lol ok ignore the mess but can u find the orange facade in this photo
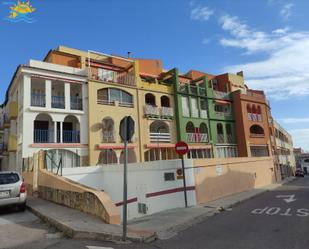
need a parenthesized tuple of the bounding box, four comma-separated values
(233, 89, 271, 157)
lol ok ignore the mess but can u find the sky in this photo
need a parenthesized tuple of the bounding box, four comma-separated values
(0, 0, 308, 150)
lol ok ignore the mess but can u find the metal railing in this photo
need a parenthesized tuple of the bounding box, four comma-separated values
(186, 133, 208, 143)
(102, 131, 115, 143)
(63, 130, 80, 143)
(52, 96, 65, 109)
(144, 104, 159, 116)
(90, 68, 136, 86)
(34, 130, 54, 143)
(70, 97, 83, 110)
(31, 93, 46, 107)
(160, 107, 174, 117)
(227, 135, 235, 143)
(149, 132, 171, 143)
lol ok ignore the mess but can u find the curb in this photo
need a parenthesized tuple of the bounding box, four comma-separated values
(27, 204, 157, 243)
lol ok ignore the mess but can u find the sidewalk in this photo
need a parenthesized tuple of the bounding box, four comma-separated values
(27, 177, 295, 242)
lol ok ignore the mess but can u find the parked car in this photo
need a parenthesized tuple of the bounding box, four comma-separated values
(295, 169, 305, 177)
(0, 172, 27, 211)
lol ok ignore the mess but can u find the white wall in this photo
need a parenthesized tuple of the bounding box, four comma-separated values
(62, 159, 197, 220)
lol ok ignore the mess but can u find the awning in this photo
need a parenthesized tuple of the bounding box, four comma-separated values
(188, 145, 212, 150)
(214, 99, 230, 104)
(96, 144, 137, 150)
(145, 143, 175, 149)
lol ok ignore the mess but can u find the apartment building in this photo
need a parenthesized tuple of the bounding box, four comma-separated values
(273, 120, 296, 178)
(0, 59, 88, 172)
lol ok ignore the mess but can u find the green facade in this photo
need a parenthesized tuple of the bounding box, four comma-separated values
(166, 68, 238, 158)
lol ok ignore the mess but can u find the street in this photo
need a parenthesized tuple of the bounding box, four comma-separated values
(1, 177, 309, 249)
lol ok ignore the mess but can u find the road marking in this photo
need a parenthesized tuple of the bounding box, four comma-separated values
(86, 247, 114, 249)
(251, 207, 309, 217)
(276, 194, 297, 203)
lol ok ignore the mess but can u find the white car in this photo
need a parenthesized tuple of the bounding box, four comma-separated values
(0, 172, 27, 211)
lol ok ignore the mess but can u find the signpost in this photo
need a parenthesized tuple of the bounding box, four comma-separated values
(119, 116, 135, 241)
(175, 141, 189, 208)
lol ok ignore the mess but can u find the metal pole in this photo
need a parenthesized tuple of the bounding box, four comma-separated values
(122, 118, 128, 241)
(181, 155, 188, 208)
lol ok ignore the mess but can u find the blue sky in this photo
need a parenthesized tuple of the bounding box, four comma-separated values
(0, 0, 308, 150)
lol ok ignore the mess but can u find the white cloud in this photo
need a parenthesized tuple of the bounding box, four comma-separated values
(280, 118, 309, 124)
(280, 3, 294, 19)
(191, 6, 214, 21)
(219, 15, 309, 100)
(289, 128, 309, 150)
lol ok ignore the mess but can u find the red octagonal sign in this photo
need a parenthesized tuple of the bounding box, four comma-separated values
(175, 141, 189, 155)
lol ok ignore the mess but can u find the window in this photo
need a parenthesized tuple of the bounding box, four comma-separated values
(186, 122, 195, 133)
(215, 104, 229, 113)
(161, 96, 170, 107)
(200, 99, 207, 110)
(98, 68, 114, 81)
(250, 146, 269, 157)
(182, 96, 190, 117)
(250, 125, 265, 135)
(145, 93, 156, 106)
(97, 88, 133, 106)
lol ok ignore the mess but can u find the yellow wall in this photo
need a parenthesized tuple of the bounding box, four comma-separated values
(193, 157, 276, 204)
(88, 80, 140, 165)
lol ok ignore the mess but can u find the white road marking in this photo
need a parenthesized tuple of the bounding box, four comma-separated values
(251, 207, 309, 217)
(276, 194, 297, 203)
(86, 246, 114, 249)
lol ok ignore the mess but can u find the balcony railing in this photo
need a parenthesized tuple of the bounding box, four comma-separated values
(34, 130, 54, 143)
(191, 109, 199, 118)
(213, 90, 230, 99)
(31, 93, 46, 107)
(183, 108, 190, 117)
(63, 130, 80, 143)
(200, 110, 207, 118)
(187, 133, 208, 143)
(91, 68, 136, 86)
(144, 105, 159, 117)
(102, 131, 115, 143)
(217, 134, 224, 143)
(160, 107, 174, 118)
(52, 96, 65, 109)
(215, 112, 232, 119)
(71, 97, 83, 110)
(149, 132, 171, 143)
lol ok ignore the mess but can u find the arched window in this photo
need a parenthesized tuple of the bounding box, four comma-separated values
(200, 123, 208, 134)
(252, 105, 257, 114)
(250, 125, 265, 135)
(120, 149, 137, 164)
(63, 115, 80, 143)
(97, 149, 118, 165)
(145, 93, 156, 106)
(97, 88, 133, 106)
(247, 104, 252, 113)
(186, 122, 195, 133)
(217, 123, 224, 143)
(34, 113, 54, 143)
(160, 96, 170, 107)
(257, 105, 262, 114)
(102, 117, 115, 143)
(150, 120, 169, 133)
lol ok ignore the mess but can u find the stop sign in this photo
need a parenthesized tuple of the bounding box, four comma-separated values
(175, 141, 189, 155)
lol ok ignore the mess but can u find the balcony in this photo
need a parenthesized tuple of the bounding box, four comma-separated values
(31, 93, 46, 107)
(90, 68, 136, 86)
(34, 130, 54, 143)
(8, 102, 18, 120)
(182, 108, 190, 117)
(248, 113, 263, 122)
(217, 134, 224, 143)
(191, 109, 199, 118)
(8, 134, 17, 152)
(200, 110, 207, 119)
(63, 130, 80, 143)
(160, 107, 174, 118)
(215, 112, 233, 119)
(70, 97, 83, 110)
(213, 90, 230, 100)
(149, 132, 171, 143)
(52, 96, 65, 109)
(227, 135, 235, 143)
(102, 131, 115, 143)
(144, 105, 159, 117)
(187, 133, 208, 143)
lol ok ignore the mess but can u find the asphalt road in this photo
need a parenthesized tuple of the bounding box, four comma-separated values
(1, 177, 309, 249)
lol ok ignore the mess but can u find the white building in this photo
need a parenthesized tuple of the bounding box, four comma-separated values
(0, 60, 88, 172)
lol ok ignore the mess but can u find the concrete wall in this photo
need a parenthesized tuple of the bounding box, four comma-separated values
(62, 159, 196, 220)
(193, 157, 276, 204)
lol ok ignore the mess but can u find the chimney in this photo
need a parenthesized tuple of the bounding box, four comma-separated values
(237, 71, 244, 77)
